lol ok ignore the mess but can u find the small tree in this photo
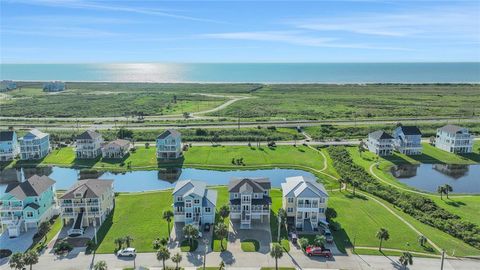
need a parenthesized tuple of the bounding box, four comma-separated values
(218, 205, 230, 221)
(163, 210, 174, 240)
(314, 235, 326, 248)
(9, 253, 25, 270)
(352, 181, 359, 196)
(278, 208, 287, 227)
(444, 184, 453, 199)
(156, 246, 171, 270)
(437, 186, 446, 200)
(183, 224, 199, 246)
(114, 237, 124, 250)
(124, 235, 134, 247)
(376, 228, 390, 251)
(417, 235, 427, 247)
(145, 142, 150, 149)
(94, 260, 108, 270)
(171, 252, 182, 270)
(399, 252, 413, 270)
(270, 243, 284, 270)
(214, 223, 229, 251)
(23, 250, 39, 270)
(298, 237, 309, 251)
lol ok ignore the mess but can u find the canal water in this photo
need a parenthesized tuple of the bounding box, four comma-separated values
(391, 164, 480, 194)
(0, 166, 315, 194)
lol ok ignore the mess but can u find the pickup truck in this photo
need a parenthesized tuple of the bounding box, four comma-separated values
(305, 246, 333, 258)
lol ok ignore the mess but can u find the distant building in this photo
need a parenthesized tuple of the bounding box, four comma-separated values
(435, 125, 474, 154)
(156, 129, 182, 160)
(0, 130, 19, 161)
(19, 129, 50, 160)
(0, 80, 17, 92)
(366, 130, 394, 156)
(102, 139, 131, 159)
(172, 180, 217, 227)
(281, 176, 328, 231)
(0, 175, 57, 237)
(75, 130, 104, 159)
(43, 81, 65, 92)
(59, 179, 114, 236)
(393, 125, 423, 155)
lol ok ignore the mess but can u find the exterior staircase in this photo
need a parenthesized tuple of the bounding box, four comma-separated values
(68, 211, 84, 236)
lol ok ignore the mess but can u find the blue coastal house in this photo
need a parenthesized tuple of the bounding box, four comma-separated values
(0, 175, 57, 237)
(0, 130, 19, 161)
(156, 129, 182, 160)
(172, 180, 217, 227)
(392, 125, 423, 155)
(19, 129, 50, 160)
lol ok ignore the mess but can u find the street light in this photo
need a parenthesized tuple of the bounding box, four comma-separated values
(203, 238, 209, 270)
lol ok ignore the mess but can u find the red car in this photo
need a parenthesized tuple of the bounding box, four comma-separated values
(305, 246, 332, 258)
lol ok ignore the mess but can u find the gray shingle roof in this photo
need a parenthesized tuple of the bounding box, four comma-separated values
(25, 202, 40, 210)
(204, 189, 217, 207)
(228, 177, 271, 193)
(173, 180, 217, 206)
(60, 179, 113, 199)
(5, 175, 55, 200)
(0, 131, 15, 141)
(438, 124, 466, 134)
(76, 130, 102, 140)
(369, 130, 393, 140)
(22, 129, 48, 140)
(104, 139, 130, 148)
(397, 126, 422, 136)
(157, 129, 181, 140)
(281, 176, 328, 198)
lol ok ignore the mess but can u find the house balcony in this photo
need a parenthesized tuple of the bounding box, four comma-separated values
(62, 212, 77, 218)
(297, 203, 319, 209)
(0, 205, 23, 211)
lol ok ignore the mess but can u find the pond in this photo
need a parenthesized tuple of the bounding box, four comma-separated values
(0, 166, 316, 194)
(391, 164, 480, 194)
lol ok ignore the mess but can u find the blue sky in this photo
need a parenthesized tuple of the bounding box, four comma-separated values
(1, 0, 479, 63)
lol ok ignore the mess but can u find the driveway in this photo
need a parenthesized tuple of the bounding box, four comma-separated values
(0, 229, 37, 253)
(170, 222, 213, 256)
(228, 219, 272, 255)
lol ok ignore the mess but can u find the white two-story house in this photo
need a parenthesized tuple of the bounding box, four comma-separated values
(156, 130, 182, 160)
(19, 129, 50, 160)
(366, 130, 394, 156)
(281, 176, 328, 231)
(229, 178, 271, 229)
(172, 180, 217, 228)
(75, 130, 104, 159)
(0, 130, 19, 161)
(102, 139, 131, 159)
(435, 125, 474, 154)
(59, 179, 114, 236)
(392, 125, 423, 155)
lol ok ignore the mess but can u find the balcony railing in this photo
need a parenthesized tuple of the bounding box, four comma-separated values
(0, 205, 23, 211)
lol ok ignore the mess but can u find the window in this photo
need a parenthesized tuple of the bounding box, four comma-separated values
(205, 207, 211, 213)
(253, 194, 258, 199)
(186, 213, 192, 218)
(319, 208, 325, 213)
(320, 197, 325, 203)
(194, 199, 200, 204)
(233, 193, 238, 198)
(177, 196, 183, 202)
(26, 212, 34, 218)
(287, 207, 293, 213)
(186, 202, 192, 208)
(287, 197, 294, 203)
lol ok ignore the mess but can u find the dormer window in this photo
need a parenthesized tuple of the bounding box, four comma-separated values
(74, 192, 82, 198)
(177, 196, 183, 202)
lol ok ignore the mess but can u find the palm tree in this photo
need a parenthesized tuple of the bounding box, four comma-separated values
(376, 228, 390, 251)
(156, 246, 171, 270)
(214, 223, 229, 251)
(9, 253, 25, 270)
(163, 210, 174, 240)
(171, 253, 182, 270)
(218, 205, 230, 221)
(183, 224, 199, 246)
(270, 243, 284, 270)
(399, 252, 413, 269)
(23, 250, 39, 270)
(352, 181, 359, 196)
(124, 235, 134, 247)
(417, 235, 427, 247)
(114, 237, 124, 250)
(278, 208, 287, 226)
(358, 140, 366, 157)
(298, 237, 309, 251)
(444, 184, 453, 199)
(219, 261, 225, 270)
(314, 235, 326, 248)
(94, 260, 108, 270)
(437, 186, 446, 200)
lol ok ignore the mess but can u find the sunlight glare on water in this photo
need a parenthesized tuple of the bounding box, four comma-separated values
(101, 63, 186, 82)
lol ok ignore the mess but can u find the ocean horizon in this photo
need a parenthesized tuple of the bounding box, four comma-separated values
(1, 62, 479, 83)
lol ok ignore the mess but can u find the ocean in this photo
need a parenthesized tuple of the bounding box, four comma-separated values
(1, 62, 479, 83)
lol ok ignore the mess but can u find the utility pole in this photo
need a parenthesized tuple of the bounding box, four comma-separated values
(440, 249, 445, 270)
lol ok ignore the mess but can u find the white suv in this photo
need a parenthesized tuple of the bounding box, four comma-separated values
(117, 247, 136, 257)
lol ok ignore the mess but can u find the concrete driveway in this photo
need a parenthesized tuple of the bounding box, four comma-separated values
(0, 229, 37, 253)
(228, 219, 272, 255)
(170, 222, 213, 255)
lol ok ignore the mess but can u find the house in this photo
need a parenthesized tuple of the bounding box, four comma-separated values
(102, 139, 131, 159)
(366, 130, 394, 156)
(0, 80, 17, 92)
(0, 175, 56, 237)
(172, 180, 217, 227)
(435, 125, 474, 154)
(156, 129, 182, 160)
(392, 125, 423, 155)
(19, 129, 50, 160)
(75, 130, 104, 159)
(229, 178, 271, 229)
(0, 130, 19, 161)
(59, 179, 114, 236)
(43, 81, 65, 92)
(281, 176, 328, 231)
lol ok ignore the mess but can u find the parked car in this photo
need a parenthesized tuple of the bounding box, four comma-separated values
(305, 246, 332, 258)
(324, 229, 334, 243)
(290, 233, 298, 245)
(117, 247, 136, 257)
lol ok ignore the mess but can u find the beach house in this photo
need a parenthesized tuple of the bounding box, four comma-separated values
(281, 176, 328, 231)
(0, 175, 56, 237)
(172, 180, 217, 227)
(0, 80, 17, 92)
(0, 130, 19, 161)
(101, 139, 131, 159)
(366, 130, 394, 156)
(43, 81, 65, 92)
(229, 178, 271, 229)
(59, 179, 114, 236)
(75, 130, 104, 159)
(435, 125, 474, 154)
(19, 129, 50, 160)
(156, 129, 182, 160)
(392, 125, 423, 155)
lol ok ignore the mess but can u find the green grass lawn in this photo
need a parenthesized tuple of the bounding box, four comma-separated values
(241, 239, 260, 252)
(95, 191, 172, 253)
(29, 215, 63, 252)
(211, 186, 229, 252)
(269, 189, 290, 252)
